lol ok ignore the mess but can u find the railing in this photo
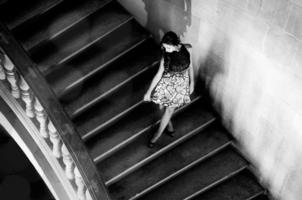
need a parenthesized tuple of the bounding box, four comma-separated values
(0, 22, 110, 200)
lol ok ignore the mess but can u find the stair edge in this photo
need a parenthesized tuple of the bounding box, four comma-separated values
(128, 142, 233, 200)
(26, 0, 113, 51)
(92, 96, 202, 163)
(8, 0, 63, 30)
(55, 30, 150, 98)
(105, 117, 216, 186)
(70, 60, 159, 119)
(183, 165, 248, 200)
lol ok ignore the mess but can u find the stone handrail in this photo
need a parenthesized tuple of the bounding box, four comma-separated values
(0, 22, 110, 200)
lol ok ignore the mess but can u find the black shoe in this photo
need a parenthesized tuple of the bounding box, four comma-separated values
(148, 141, 156, 148)
(165, 129, 175, 137)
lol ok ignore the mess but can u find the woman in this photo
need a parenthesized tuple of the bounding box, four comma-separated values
(144, 31, 194, 148)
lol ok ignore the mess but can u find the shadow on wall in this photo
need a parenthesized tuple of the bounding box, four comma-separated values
(198, 35, 230, 112)
(142, 0, 191, 42)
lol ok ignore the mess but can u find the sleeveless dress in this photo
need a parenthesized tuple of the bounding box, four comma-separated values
(151, 44, 191, 108)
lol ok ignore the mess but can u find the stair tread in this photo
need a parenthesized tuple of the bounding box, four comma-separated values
(30, 1, 134, 72)
(61, 39, 161, 118)
(45, 20, 149, 96)
(0, 0, 62, 29)
(94, 97, 214, 181)
(108, 124, 232, 200)
(12, 0, 111, 50)
(248, 193, 269, 200)
(73, 66, 158, 137)
(121, 147, 248, 200)
(83, 101, 161, 154)
(189, 169, 263, 200)
(85, 100, 160, 141)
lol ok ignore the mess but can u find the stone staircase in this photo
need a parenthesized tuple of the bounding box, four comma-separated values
(1, 0, 270, 199)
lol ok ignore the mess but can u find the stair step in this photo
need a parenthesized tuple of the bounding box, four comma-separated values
(105, 117, 216, 188)
(122, 146, 248, 200)
(82, 99, 159, 140)
(94, 97, 215, 183)
(61, 39, 161, 118)
(67, 64, 156, 119)
(0, 0, 62, 29)
(92, 95, 201, 163)
(86, 96, 201, 161)
(12, 0, 111, 50)
(45, 20, 149, 97)
(187, 168, 263, 200)
(30, 1, 134, 73)
(73, 65, 158, 138)
(246, 192, 269, 200)
(183, 166, 247, 200)
(108, 124, 232, 200)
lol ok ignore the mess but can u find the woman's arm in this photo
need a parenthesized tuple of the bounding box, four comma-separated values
(188, 49, 194, 94)
(144, 58, 165, 101)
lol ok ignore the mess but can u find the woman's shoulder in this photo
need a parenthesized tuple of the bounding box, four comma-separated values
(182, 43, 192, 49)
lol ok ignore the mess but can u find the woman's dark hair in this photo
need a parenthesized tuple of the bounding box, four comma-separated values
(161, 31, 181, 69)
(160, 31, 180, 47)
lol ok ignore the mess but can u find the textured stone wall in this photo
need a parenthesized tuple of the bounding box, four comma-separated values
(118, 1, 302, 199)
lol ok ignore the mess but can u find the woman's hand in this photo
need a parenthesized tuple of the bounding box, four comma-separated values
(144, 91, 151, 102)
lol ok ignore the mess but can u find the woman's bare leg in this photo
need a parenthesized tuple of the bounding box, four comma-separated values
(167, 120, 174, 132)
(151, 107, 175, 143)
(159, 105, 174, 132)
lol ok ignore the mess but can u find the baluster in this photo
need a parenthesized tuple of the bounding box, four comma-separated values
(48, 121, 61, 158)
(85, 189, 92, 200)
(34, 98, 48, 138)
(62, 144, 74, 180)
(3, 55, 20, 98)
(19, 76, 34, 118)
(0, 63, 5, 80)
(0, 50, 5, 80)
(75, 167, 86, 200)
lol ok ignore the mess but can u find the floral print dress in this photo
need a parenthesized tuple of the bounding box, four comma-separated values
(151, 44, 191, 108)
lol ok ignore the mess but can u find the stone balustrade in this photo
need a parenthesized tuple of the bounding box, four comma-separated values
(0, 48, 93, 200)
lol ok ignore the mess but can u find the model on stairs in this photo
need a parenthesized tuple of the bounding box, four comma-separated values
(143, 31, 194, 148)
